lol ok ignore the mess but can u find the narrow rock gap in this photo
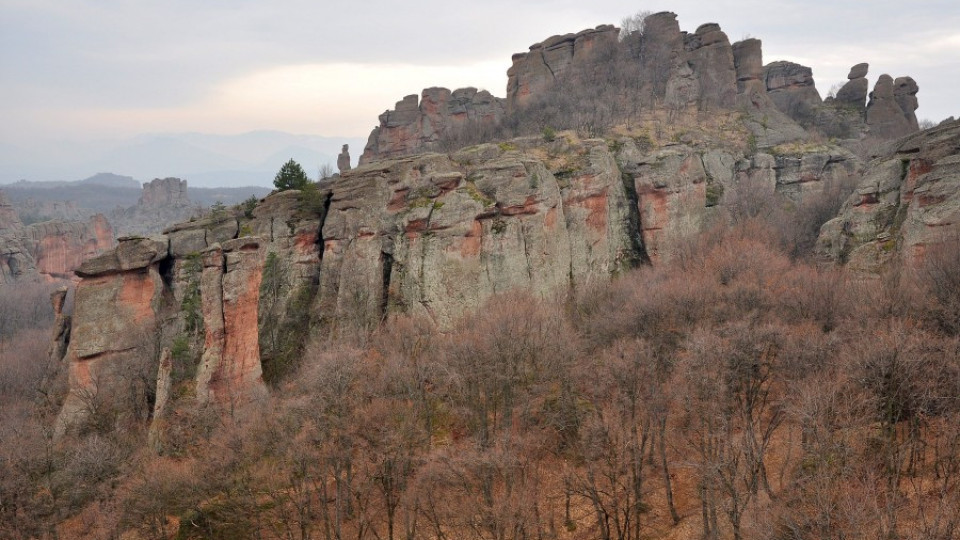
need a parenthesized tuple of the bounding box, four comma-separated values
(620, 170, 651, 266)
(379, 250, 394, 321)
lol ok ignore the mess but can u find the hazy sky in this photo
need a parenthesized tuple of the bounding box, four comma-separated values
(2, 0, 958, 147)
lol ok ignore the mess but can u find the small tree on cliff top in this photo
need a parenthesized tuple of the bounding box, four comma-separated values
(274, 158, 310, 191)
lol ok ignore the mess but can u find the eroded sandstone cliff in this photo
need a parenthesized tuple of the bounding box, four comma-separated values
(818, 119, 960, 271)
(360, 13, 921, 165)
(0, 191, 114, 284)
(56, 127, 865, 436)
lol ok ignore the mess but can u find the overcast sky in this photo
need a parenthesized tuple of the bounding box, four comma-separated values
(2, 0, 958, 150)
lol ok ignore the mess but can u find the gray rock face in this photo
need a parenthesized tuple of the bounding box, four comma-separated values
(337, 144, 352, 173)
(76, 236, 169, 277)
(835, 63, 870, 109)
(764, 61, 822, 122)
(506, 25, 620, 111)
(681, 23, 738, 109)
(866, 74, 919, 139)
(818, 119, 960, 271)
(361, 87, 505, 164)
(111, 177, 198, 237)
(893, 76, 920, 131)
(848, 62, 869, 80)
(733, 39, 808, 147)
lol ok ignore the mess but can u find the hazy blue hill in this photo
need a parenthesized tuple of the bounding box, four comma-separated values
(78, 173, 140, 189)
(1, 131, 367, 188)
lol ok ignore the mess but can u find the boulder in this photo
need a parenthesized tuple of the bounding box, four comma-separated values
(834, 63, 869, 109)
(848, 62, 869, 80)
(77, 235, 168, 277)
(764, 61, 822, 122)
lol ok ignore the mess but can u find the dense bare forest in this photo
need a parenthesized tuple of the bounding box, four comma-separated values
(3, 185, 959, 539)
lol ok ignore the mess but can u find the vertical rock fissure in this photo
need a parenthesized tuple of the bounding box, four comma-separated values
(379, 250, 394, 321)
(620, 170, 652, 266)
(519, 219, 534, 282)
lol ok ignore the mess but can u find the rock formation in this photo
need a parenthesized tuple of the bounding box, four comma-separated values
(732, 38, 809, 147)
(834, 63, 870, 109)
(360, 88, 505, 165)
(0, 190, 114, 284)
(359, 15, 921, 165)
(58, 190, 322, 435)
(505, 25, 619, 111)
(763, 61, 822, 123)
(818, 118, 960, 271)
(337, 144, 352, 173)
(56, 126, 869, 435)
(865, 74, 920, 139)
(55, 12, 933, 438)
(110, 177, 199, 236)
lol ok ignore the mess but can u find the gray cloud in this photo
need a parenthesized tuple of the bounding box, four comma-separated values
(1, 0, 958, 176)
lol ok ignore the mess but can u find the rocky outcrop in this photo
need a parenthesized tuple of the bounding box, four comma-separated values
(680, 23, 738, 109)
(818, 119, 960, 271)
(56, 126, 874, 437)
(865, 74, 920, 140)
(337, 144, 352, 173)
(733, 39, 808, 147)
(360, 15, 921, 164)
(505, 25, 619, 111)
(1, 190, 114, 284)
(56, 189, 327, 437)
(110, 177, 198, 236)
(360, 88, 505, 164)
(139, 178, 188, 207)
(764, 61, 822, 123)
(326, 137, 643, 327)
(834, 63, 870, 109)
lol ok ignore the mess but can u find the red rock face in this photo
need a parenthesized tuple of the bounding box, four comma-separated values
(55, 266, 162, 435)
(196, 239, 268, 408)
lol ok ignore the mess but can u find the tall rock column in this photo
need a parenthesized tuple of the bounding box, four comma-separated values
(733, 38, 807, 146)
(195, 238, 268, 408)
(867, 74, 919, 139)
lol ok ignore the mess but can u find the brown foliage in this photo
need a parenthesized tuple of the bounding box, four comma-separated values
(6, 221, 960, 539)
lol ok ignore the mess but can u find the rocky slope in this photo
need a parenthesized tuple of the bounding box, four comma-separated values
(818, 118, 960, 271)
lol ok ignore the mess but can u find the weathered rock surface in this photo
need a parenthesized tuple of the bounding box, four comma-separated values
(360, 16, 921, 164)
(732, 39, 808, 147)
(866, 74, 920, 139)
(56, 189, 326, 436)
(506, 25, 619, 111)
(1, 191, 114, 284)
(835, 63, 870, 109)
(764, 61, 822, 123)
(818, 119, 960, 271)
(682, 23, 738, 109)
(110, 177, 199, 236)
(326, 138, 644, 327)
(337, 144, 352, 173)
(360, 88, 505, 164)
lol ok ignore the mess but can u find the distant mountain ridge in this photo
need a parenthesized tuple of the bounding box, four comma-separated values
(1, 130, 367, 187)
